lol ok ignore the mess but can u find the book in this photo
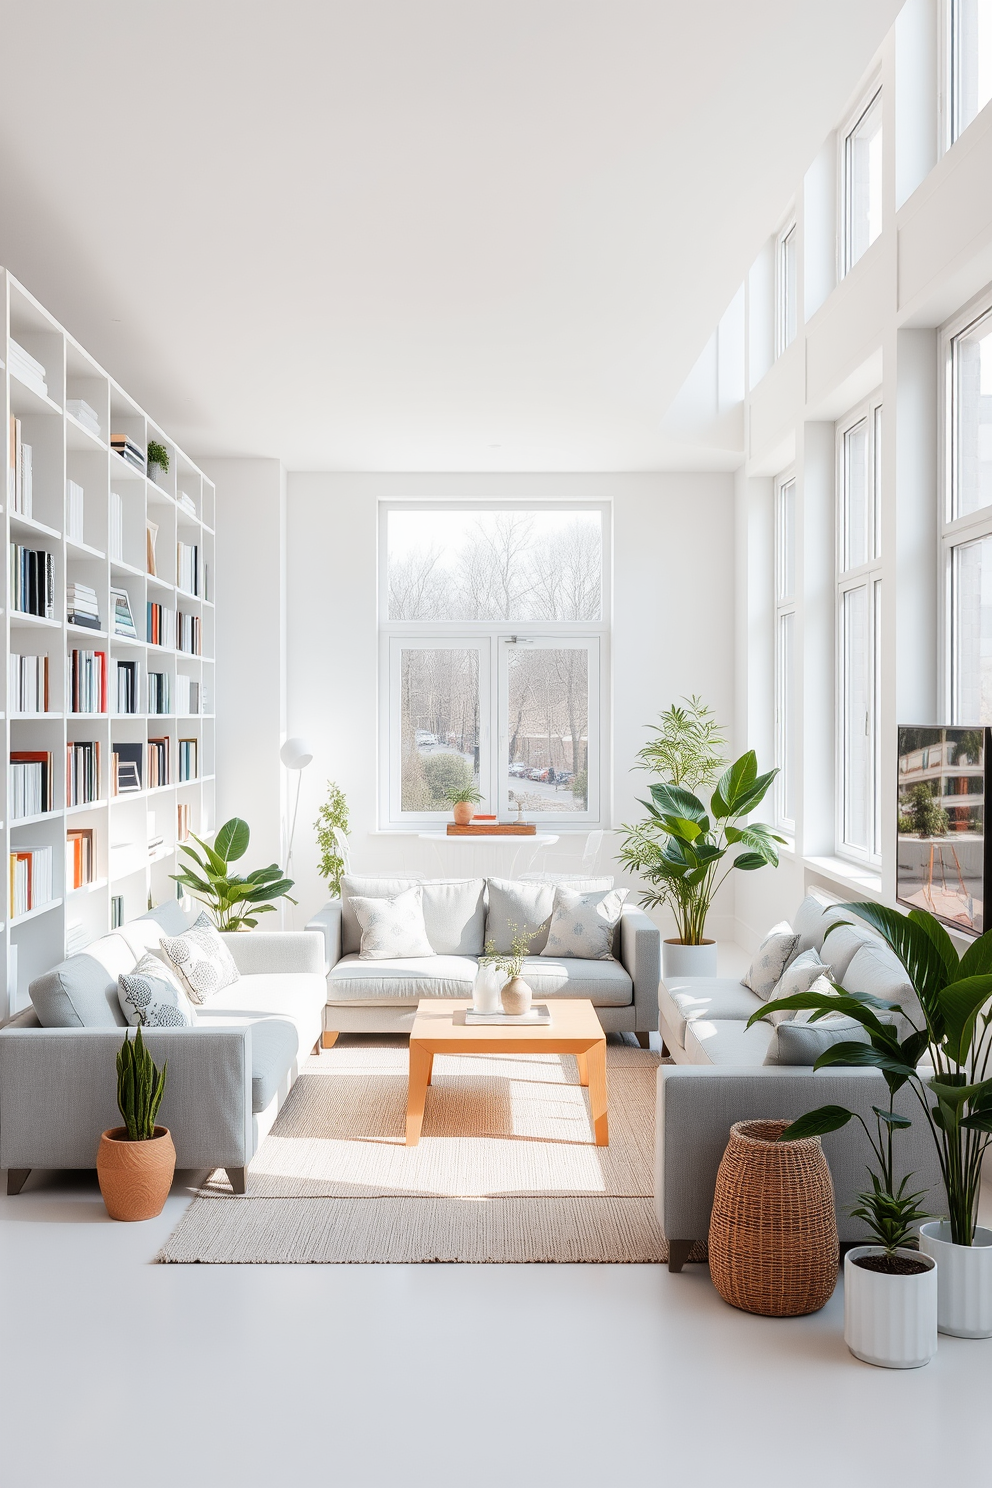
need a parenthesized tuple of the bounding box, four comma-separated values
(66, 741, 101, 807)
(111, 894, 124, 929)
(147, 736, 170, 788)
(9, 845, 53, 916)
(177, 802, 191, 842)
(65, 828, 95, 889)
(9, 545, 55, 618)
(9, 653, 50, 713)
(66, 480, 85, 541)
(10, 751, 55, 817)
(111, 587, 137, 637)
(178, 737, 198, 782)
(114, 659, 138, 714)
(66, 399, 101, 436)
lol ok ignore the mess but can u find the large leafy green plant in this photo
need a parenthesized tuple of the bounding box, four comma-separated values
(171, 817, 296, 930)
(617, 750, 783, 945)
(754, 902, 992, 1246)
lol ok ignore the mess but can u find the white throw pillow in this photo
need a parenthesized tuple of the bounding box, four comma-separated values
(484, 876, 614, 954)
(160, 910, 240, 1005)
(540, 885, 628, 961)
(741, 921, 800, 999)
(118, 953, 196, 1027)
(765, 949, 831, 1025)
(352, 885, 434, 960)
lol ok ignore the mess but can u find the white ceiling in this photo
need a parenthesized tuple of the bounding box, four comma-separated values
(0, 1, 901, 472)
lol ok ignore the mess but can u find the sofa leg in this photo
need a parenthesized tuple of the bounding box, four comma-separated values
(321, 1031, 339, 1050)
(7, 1168, 31, 1196)
(226, 1167, 247, 1195)
(668, 1240, 694, 1273)
(660, 1040, 670, 1058)
(635, 1031, 651, 1049)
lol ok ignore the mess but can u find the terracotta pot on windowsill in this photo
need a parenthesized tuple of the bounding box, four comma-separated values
(452, 802, 474, 826)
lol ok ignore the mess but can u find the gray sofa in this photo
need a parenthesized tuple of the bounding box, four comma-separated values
(306, 875, 661, 1042)
(0, 901, 326, 1195)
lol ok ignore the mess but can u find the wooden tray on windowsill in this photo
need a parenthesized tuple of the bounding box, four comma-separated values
(446, 823, 537, 835)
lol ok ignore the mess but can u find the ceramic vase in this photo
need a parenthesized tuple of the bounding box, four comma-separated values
(472, 962, 503, 1014)
(662, 939, 718, 980)
(501, 976, 532, 1016)
(452, 802, 474, 826)
(844, 1246, 938, 1368)
(919, 1222, 992, 1337)
(97, 1126, 176, 1221)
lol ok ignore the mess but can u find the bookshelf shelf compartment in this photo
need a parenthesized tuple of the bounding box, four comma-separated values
(10, 898, 63, 928)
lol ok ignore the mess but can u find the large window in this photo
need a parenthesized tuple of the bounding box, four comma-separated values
(776, 220, 798, 357)
(945, 304, 992, 723)
(950, 0, 992, 143)
(837, 396, 883, 861)
(380, 504, 608, 827)
(774, 474, 797, 831)
(842, 88, 883, 276)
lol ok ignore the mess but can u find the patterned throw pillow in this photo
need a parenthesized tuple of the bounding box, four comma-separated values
(764, 949, 832, 1025)
(540, 885, 627, 960)
(351, 886, 434, 960)
(741, 920, 800, 999)
(160, 910, 240, 1005)
(118, 953, 196, 1027)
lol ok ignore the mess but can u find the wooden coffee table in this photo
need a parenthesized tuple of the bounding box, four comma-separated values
(405, 998, 608, 1147)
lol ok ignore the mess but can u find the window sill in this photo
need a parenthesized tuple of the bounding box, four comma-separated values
(805, 853, 882, 897)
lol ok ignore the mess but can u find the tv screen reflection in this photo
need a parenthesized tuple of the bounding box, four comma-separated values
(896, 726, 986, 937)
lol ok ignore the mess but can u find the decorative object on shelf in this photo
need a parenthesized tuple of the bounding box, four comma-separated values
(758, 900, 992, 1338)
(147, 439, 170, 481)
(146, 517, 158, 576)
(617, 697, 781, 980)
(479, 925, 537, 1016)
(96, 1026, 175, 1222)
(110, 586, 136, 638)
(279, 737, 313, 879)
(111, 433, 146, 472)
(314, 780, 350, 897)
(446, 821, 537, 836)
(111, 894, 124, 929)
(171, 816, 296, 930)
(445, 782, 483, 827)
(471, 960, 503, 1014)
(708, 1118, 838, 1317)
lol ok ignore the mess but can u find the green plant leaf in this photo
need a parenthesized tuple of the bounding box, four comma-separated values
(936, 975, 992, 1065)
(835, 902, 948, 1034)
(711, 752, 758, 817)
(812, 1043, 917, 1079)
(733, 851, 770, 871)
(957, 930, 992, 980)
(907, 909, 960, 983)
(214, 818, 250, 864)
(928, 1076, 991, 1109)
(246, 864, 284, 884)
(185, 834, 228, 877)
(960, 1112, 992, 1132)
(776, 1105, 854, 1140)
(722, 770, 778, 819)
(872, 1107, 912, 1129)
(648, 782, 709, 828)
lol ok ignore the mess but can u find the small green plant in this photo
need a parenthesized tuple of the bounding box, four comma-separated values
(117, 1026, 167, 1141)
(147, 440, 170, 473)
(634, 696, 727, 791)
(445, 783, 483, 805)
(479, 924, 536, 982)
(171, 816, 296, 930)
(314, 781, 350, 898)
(904, 781, 949, 837)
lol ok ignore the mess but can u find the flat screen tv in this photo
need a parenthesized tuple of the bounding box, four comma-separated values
(897, 725, 990, 938)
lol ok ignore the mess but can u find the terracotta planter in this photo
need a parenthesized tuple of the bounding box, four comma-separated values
(452, 802, 474, 826)
(501, 976, 533, 1016)
(97, 1126, 176, 1221)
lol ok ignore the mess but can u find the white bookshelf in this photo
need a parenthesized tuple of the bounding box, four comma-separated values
(3, 269, 216, 1017)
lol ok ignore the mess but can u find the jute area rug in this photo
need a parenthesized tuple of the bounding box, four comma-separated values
(157, 1037, 682, 1264)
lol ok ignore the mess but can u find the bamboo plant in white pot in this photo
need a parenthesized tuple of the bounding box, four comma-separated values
(617, 699, 784, 979)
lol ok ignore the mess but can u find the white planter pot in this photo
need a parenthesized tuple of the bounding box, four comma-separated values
(919, 1222, 992, 1338)
(471, 962, 503, 1014)
(662, 939, 717, 980)
(148, 461, 164, 484)
(843, 1246, 937, 1368)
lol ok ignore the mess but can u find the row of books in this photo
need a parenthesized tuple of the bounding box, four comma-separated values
(146, 602, 176, 649)
(178, 611, 201, 656)
(9, 653, 49, 713)
(112, 433, 145, 472)
(147, 737, 170, 789)
(178, 738, 198, 782)
(177, 542, 200, 595)
(10, 751, 55, 818)
(67, 581, 101, 631)
(8, 417, 33, 517)
(115, 659, 138, 714)
(66, 480, 85, 544)
(175, 675, 200, 715)
(66, 828, 95, 890)
(11, 544, 55, 619)
(10, 845, 53, 918)
(148, 671, 170, 714)
(68, 648, 108, 714)
(67, 741, 101, 807)
(10, 339, 48, 398)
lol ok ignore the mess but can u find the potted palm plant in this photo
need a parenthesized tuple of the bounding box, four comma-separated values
(618, 703, 783, 978)
(96, 1027, 175, 1221)
(171, 817, 296, 929)
(756, 901, 992, 1339)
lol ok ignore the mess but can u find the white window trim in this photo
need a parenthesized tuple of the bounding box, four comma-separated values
(943, 0, 991, 150)
(775, 215, 797, 359)
(774, 470, 797, 834)
(839, 79, 883, 281)
(377, 499, 611, 831)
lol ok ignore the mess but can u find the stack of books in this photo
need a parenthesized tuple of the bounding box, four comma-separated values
(114, 659, 138, 714)
(110, 587, 136, 638)
(111, 433, 145, 471)
(67, 741, 101, 806)
(10, 544, 55, 618)
(177, 802, 191, 842)
(65, 829, 96, 890)
(112, 742, 143, 793)
(9, 845, 54, 917)
(147, 602, 176, 648)
(147, 736, 170, 788)
(148, 834, 165, 860)
(178, 737, 198, 782)
(68, 648, 108, 713)
(10, 751, 55, 817)
(66, 480, 85, 543)
(177, 610, 201, 655)
(178, 491, 197, 517)
(174, 674, 200, 715)
(109, 492, 124, 560)
(111, 894, 124, 929)
(8, 339, 48, 398)
(66, 399, 101, 438)
(177, 541, 199, 595)
(147, 672, 170, 714)
(9, 653, 50, 713)
(8, 418, 33, 516)
(67, 581, 100, 630)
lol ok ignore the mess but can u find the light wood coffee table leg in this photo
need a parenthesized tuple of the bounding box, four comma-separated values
(576, 1051, 589, 1086)
(406, 1041, 433, 1146)
(585, 1039, 608, 1146)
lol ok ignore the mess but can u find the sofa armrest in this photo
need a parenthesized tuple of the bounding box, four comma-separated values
(219, 930, 324, 976)
(305, 901, 343, 973)
(618, 905, 660, 1035)
(0, 1025, 254, 1171)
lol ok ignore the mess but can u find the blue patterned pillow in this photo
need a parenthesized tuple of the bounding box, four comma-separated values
(539, 886, 627, 961)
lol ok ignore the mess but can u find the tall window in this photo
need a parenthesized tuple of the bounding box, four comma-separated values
(951, 0, 992, 142)
(776, 221, 798, 356)
(945, 304, 992, 722)
(775, 475, 797, 831)
(837, 396, 883, 861)
(379, 503, 609, 827)
(842, 88, 883, 276)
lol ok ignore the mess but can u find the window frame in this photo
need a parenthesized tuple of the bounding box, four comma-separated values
(945, 0, 992, 148)
(839, 82, 883, 280)
(774, 471, 798, 834)
(377, 499, 611, 831)
(775, 217, 798, 358)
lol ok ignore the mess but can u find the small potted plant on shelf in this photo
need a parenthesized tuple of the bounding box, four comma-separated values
(314, 780, 351, 897)
(479, 925, 537, 1015)
(446, 783, 483, 827)
(96, 1026, 175, 1221)
(171, 816, 296, 929)
(147, 440, 170, 483)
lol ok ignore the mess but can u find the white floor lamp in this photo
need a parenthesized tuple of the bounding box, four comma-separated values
(280, 736, 313, 881)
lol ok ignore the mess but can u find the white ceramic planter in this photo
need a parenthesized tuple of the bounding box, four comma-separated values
(843, 1246, 937, 1368)
(662, 939, 718, 980)
(919, 1222, 992, 1338)
(471, 962, 503, 1014)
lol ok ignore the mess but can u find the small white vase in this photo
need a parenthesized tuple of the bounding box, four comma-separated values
(501, 976, 532, 1016)
(662, 939, 718, 980)
(471, 962, 502, 1014)
(843, 1246, 937, 1368)
(919, 1222, 992, 1338)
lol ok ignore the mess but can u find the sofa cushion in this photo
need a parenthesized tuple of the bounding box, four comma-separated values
(352, 886, 434, 959)
(29, 933, 135, 1027)
(842, 941, 922, 1039)
(661, 978, 765, 1049)
(765, 949, 831, 1025)
(117, 902, 198, 961)
(327, 954, 478, 1002)
(117, 953, 196, 1027)
(246, 1017, 301, 1112)
(541, 885, 626, 960)
(485, 876, 614, 954)
(682, 1019, 775, 1066)
(764, 1014, 871, 1066)
(340, 876, 487, 956)
(820, 922, 875, 980)
(793, 891, 841, 952)
(160, 911, 241, 1003)
(196, 972, 326, 1052)
(519, 956, 633, 1006)
(742, 921, 800, 998)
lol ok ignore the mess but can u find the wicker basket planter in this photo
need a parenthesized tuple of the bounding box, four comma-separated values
(708, 1118, 838, 1317)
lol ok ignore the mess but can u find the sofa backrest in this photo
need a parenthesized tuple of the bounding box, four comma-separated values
(341, 876, 488, 956)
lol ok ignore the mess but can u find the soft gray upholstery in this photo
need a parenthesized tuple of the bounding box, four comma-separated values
(219, 930, 324, 976)
(307, 900, 342, 972)
(484, 876, 614, 954)
(29, 934, 139, 1028)
(198, 973, 325, 1053)
(327, 954, 478, 1002)
(244, 1018, 300, 1112)
(763, 1016, 871, 1066)
(660, 977, 764, 1050)
(515, 956, 632, 1005)
(340, 876, 487, 956)
(682, 1019, 775, 1065)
